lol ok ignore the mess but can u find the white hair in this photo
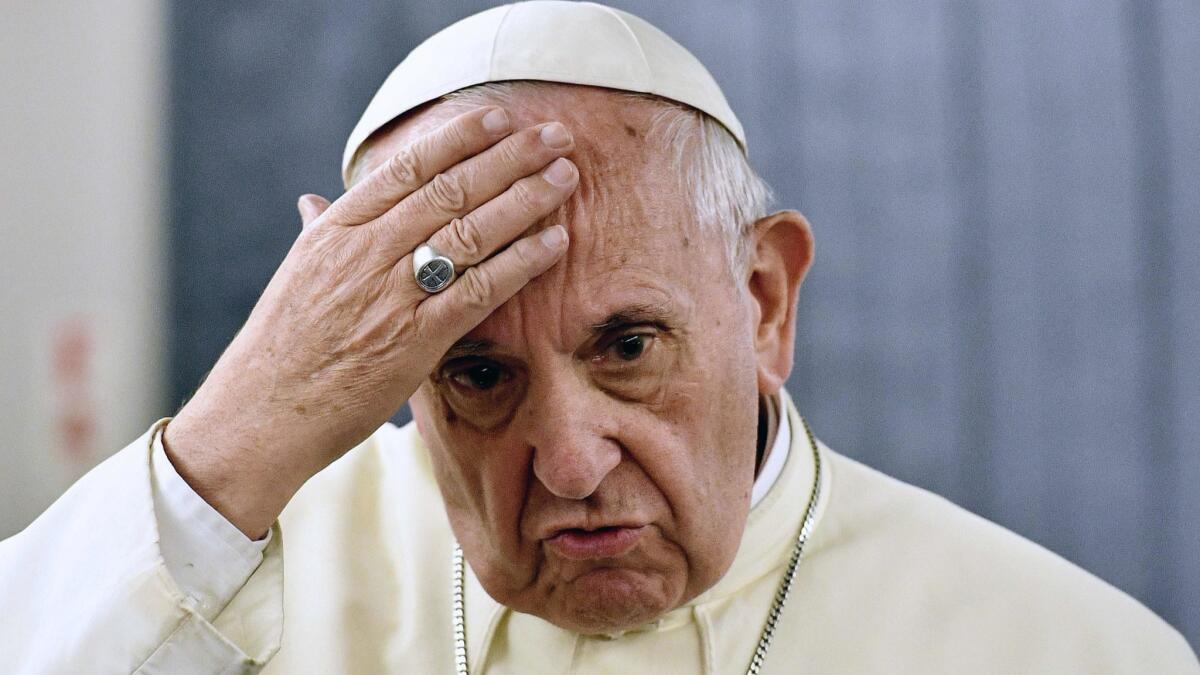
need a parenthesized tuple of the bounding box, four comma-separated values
(351, 81, 774, 277)
(630, 91, 775, 277)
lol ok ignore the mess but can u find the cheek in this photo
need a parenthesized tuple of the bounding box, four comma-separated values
(694, 322, 760, 500)
(645, 323, 759, 584)
(413, 386, 532, 555)
(411, 389, 471, 505)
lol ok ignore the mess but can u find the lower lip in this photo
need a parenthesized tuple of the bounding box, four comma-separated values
(546, 526, 645, 560)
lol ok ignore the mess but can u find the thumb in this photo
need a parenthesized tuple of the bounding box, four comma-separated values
(297, 193, 332, 229)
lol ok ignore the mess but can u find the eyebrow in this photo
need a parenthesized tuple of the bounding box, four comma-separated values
(589, 302, 675, 334)
(441, 302, 676, 361)
(442, 338, 495, 361)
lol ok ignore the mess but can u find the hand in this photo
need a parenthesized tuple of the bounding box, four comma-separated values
(163, 106, 578, 538)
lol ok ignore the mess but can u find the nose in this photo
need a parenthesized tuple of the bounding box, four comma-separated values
(523, 377, 622, 500)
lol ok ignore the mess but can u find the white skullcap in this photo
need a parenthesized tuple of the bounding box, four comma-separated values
(341, 0, 745, 187)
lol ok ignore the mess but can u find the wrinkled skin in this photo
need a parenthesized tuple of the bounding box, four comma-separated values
(164, 103, 579, 541)
(361, 84, 814, 633)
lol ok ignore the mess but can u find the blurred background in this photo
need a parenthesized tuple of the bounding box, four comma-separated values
(2, 0, 1196, 649)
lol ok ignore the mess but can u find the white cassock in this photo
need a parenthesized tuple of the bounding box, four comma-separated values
(0, 390, 1195, 674)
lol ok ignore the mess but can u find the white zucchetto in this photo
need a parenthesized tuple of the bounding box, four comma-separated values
(341, 0, 745, 187)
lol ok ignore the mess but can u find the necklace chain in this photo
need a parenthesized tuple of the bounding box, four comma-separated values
(745, 416, 822, 674)
(451, 416, 824, 675)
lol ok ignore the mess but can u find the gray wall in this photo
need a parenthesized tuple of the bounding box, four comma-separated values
(168, 0, 1199, 647)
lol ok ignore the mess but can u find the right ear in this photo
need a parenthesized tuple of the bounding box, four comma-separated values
(297, 193, 332, 229)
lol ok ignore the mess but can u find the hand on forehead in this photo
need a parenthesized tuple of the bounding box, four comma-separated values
(365, 83, 718, 286)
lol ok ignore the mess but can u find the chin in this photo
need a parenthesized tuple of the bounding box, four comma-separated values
(538, 567, 682, 634)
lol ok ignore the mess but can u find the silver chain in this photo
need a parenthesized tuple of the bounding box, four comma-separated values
(745, 416, 822, 675)
(451, 544, 469, 674)
(451, 417, 824, 675)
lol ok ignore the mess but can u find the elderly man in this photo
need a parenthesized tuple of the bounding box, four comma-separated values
(1, 2, 1196, 673)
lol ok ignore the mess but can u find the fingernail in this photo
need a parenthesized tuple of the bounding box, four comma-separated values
(482, 107, 510, 134)
(539, 122, 571, 148)
(540, 224, 567, 249)
(542, 157, 575, 186)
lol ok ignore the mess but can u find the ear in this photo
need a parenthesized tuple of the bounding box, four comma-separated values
(746, 210, 815, 396)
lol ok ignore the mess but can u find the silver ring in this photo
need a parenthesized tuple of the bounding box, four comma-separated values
(413, 243, 456, 293)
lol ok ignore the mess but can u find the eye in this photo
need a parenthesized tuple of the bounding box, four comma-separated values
(611, 334, 650, 361)
(450, 362, 509, 391)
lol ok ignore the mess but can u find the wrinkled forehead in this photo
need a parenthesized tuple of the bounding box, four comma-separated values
(365, 83, 694, 228)
(367, 84, 727, 345)
(364, 85, 724, 250)
(373, 83, 668, 154)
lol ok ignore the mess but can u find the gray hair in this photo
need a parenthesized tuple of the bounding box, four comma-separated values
(351, 81, 774, 277)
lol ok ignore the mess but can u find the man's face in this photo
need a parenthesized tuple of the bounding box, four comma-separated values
(372, 85, 765, 633)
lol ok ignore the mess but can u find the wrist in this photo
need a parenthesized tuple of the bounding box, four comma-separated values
(163, 402, 306, 540)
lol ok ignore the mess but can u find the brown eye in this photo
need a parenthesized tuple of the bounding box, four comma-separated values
(451, 363, 509, 391)
(612, 334, 648, 361)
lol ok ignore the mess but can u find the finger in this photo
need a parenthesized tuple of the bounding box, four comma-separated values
(422, 157, 577, 267)
(372, 121, 575, 258)
(297, 194, 332, 230)
(327, 105, 513, 226)
(413, 225, 569, 339)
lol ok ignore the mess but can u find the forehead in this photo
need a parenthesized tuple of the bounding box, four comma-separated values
(367, 84, 728, 346)
(365, 83, 691, 217)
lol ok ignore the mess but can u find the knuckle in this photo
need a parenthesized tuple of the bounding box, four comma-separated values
(510, 237, 536, 269)
(495, 134, 528, 167)
(457, 267, 496, 309)
(442, 119, 471, 149)
(446, 216, 483, 259)
(510, 179, 544, 213)
(386, 147, 423, 186)
(426, 171, 468, 213)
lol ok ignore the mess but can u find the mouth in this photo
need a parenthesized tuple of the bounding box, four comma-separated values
(545, 525, 647, 560)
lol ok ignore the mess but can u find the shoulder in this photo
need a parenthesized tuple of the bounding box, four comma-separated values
(284, 420, 441, 525)
(812, 447, 1198, 672)
(275, 422, 452, 609)
(277, 421, 452, 578)
(268, 424, 456, 670)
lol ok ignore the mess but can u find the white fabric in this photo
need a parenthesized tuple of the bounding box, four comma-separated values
(155, 409, 782, 604)
(2, 399, 1197, 673)
(750, 394, 790, 508)
(0, 419, 284, 675)
(340, 1, 747, 186)
(148, 396, 785, 618)
(151, 425, 269, 622)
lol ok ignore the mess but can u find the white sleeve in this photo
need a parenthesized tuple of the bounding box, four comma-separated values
(0, 420, 285, 674)
(150, 423, 271, 623)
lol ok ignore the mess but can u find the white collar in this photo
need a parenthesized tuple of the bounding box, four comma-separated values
(750, 395, 790, 508)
